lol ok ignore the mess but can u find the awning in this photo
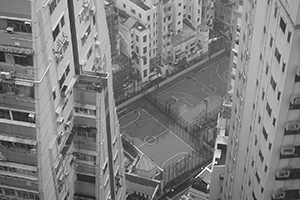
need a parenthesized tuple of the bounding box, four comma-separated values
(0, 134, 37, 146)
(15, 80, 34, 87)
(0, 45, 34, 55)
(0, 161, 37, 172)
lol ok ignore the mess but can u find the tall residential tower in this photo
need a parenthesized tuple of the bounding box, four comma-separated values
(222, 0, 300, 200)
(0, 0, 126, 199)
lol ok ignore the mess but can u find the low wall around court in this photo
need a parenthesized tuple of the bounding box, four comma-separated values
(116, 49, 225, 110)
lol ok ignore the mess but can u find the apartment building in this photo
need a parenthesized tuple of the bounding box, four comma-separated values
(227, 0, 243, 97)
(222, 0, 300, 200)
(0, 0, 126, 199)
(116, 0, 214, 83)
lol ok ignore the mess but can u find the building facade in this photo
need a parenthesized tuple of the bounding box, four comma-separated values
(222, 0, 300, 200)
(0, 0, 126, 199)
(116, 0, 214, 83)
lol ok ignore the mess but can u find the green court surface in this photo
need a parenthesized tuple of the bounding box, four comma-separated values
(119, 108, 194, 168)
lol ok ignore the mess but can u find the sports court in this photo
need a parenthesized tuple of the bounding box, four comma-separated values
(154, 57, 229, 124)
(119, 107, 194, 169)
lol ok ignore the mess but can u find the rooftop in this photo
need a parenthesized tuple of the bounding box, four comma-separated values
(214, 143, 227, 166)
(75, 71, 108, 93)
(129, 0, 151, 11)
(172, 20, 197, 47)
(121, 16, 147, 31)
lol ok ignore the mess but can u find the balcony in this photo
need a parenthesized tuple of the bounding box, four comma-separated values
(275, 168, 300, 181)
(0, 79, 34, 101)
(272, 189, 300, 200)
(60, 132, 75, 157)
(280, 145, 300, 159)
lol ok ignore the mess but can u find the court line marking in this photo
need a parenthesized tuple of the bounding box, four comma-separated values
(181, 97, 193, 107)
(191, 77, 221, 98)
(216, 58, 229, 83)
(141, 108, 194, 151)
(119, 108, 139, 120)
(158, 91, 200, 104)
(138, 129, 169, 148)
(156, 57, 228, 97)
(120, 110, 141, 128)
(161, 152, 189, 169)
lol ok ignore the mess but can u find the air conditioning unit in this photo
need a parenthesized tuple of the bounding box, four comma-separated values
(57, 117, 64, 124)
(61, 85, 67, 97)
(96, 53, 101, 59)
(24, 21, 31, 26)
(294, 97, 300, 104)
(287, 123, 300, 131)
(281, 146, 295, 156)
(6, 26, 14, 34)
(91, 6, 96, 15)
(65, 120, 71, 127)
(0, 71, 12, 79)
(83, 0, 89, 8)
(28, 113, 35, 121)
(84, 32, 89, 38)
(55, 54, 63, 61)
(276, 169, 290, 178)
(60, 132, 65, 136)
(95, 40, 100, 47)
(272, 191, 285, 199)
(30, 148, 37, 154)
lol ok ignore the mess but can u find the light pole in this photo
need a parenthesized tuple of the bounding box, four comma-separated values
(204, 99, 208, 142)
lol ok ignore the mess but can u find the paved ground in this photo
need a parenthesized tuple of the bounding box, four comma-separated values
(152, 53, 230, 125)
(119, 107, 194, 169)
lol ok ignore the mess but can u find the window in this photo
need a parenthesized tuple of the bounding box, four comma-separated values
(52, 24, 60, 41)
(279, 17, 287, 33)
(7, 20, 32, 34)
(258, 115, 261, 123)
(143, 57, 147, 65)
(87, 46, 93, 60)
(183, 5, 186, 9)
(287, 31, 292, 43)
(178, 12, 181, 16)
(266, 102, 272, 116)
(265, 64, 269, 74)
(123, 3, 126, 8)
(258, 150, 264, 163)
(282, 62, 286, 72)
(49, 0, 57, 15)
(136, 58, 139, 65)
(131, 8, 136, 14)
(268, 142, 272, 150)
(272, 117, 276, 126)
(255, 171, 261, 184)
(0, 108, 10, 119)
(136, 46, 139, 54)
(274, 6, 278, 18)
(277, 91, 281, 100)
(60, 15, 65, 27)
(52, 89, 56, 100)
(261, 90, 265, 100)
(143, 47, 147, 54)
(14, 55, 33, 66)
(270, 76, 276, 90)
(59, 74, 66, 89)
(262, 127, 268, 140)
(188, 15, 191, 20)
(136, 35, 139, 42)
(143, 35, 147, 43)
(147, 15, 150, 21)
(0, 51, 5, 62)
(65, 64, 70, 77)
(269, 37, 273, 47)
(139, 13, 141, 18)
(264, 165, 268, 173)
(179, 2, 181, 6)
(274, 48, 281, 63)
(143, 69, 147, 77)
